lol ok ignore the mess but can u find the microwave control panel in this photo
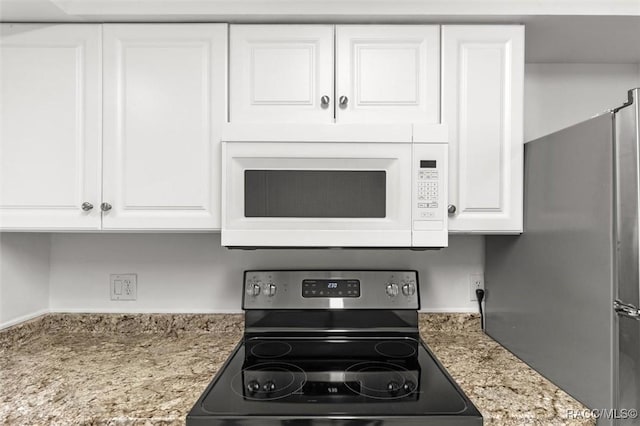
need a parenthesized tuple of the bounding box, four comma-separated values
(412, 143, 448, 247)
(416, 161, 440, 214)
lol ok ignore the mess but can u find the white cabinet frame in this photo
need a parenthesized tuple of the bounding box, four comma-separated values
(102, 24, 227, 230)
(442, 25, 524, 233)
(0, 24, 103, 230)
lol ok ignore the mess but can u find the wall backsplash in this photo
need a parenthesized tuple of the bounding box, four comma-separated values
(0, 233, 50, 328)
(48, 233, 483, 314)
(524, 63, 640, 141)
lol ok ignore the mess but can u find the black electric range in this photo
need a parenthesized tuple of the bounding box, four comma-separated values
(187, 270, 482, 426)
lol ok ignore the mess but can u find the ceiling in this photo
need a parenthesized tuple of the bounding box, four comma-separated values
(1, 0, 639, 63)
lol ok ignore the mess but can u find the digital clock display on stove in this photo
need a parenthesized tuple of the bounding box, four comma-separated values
(302, 279, 360, 298)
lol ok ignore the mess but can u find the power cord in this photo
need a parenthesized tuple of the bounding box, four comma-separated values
(476, 289, 485, 330)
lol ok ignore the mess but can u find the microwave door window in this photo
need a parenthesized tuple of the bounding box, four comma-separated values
(244, 170, 386, 218)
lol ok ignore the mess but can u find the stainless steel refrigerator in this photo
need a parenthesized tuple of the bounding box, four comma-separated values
(485, 88, 640, 425)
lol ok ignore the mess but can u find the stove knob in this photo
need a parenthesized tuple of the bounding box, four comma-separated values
(265, 283, 277, 297)
(385, 283, 399, 297)
(246, 380, 260, 394)
(247, 283, 261, 297)
(262, 380, 276, 392)
(387, 381, 401, 394)
(402, 282, 416, 296)
(403, 380, 416, 393)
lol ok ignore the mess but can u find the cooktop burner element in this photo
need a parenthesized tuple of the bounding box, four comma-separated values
(231, 362, 307, 401)
(374, 340, 417, 358)
(344, 361, 418, 400)
(187, 270, 483, 426)
(249, 341, 293, 358)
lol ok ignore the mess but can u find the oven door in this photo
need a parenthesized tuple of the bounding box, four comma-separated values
(222, 141, 412, 247)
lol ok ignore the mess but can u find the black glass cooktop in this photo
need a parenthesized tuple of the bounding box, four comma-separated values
(187, 337, 482, 426)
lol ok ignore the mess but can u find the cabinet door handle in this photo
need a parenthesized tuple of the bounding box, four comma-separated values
(448, 204, 457, 215)
(320, 95, 330, 108)
(339, 96, 349, 108)
(100, 202, 112, 212)
(81, 202, 93, 211)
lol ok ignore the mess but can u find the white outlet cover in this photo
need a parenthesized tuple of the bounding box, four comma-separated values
(469, 273, 484, 301)
(110, 274, 137, 301)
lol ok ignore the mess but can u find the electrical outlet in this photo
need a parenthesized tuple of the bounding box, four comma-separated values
(469, 273, 484, 301)
(110, 274, 137, 301)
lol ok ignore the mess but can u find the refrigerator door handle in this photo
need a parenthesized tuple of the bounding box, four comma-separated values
(614, 299, 640, 320)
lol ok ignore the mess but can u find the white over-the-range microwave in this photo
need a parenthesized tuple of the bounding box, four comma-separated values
(221, 124, 448, 248)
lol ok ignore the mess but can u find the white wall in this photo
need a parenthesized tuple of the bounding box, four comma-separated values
(49, 233, 483, 313)
(524, 63, 640, 142)
(0, 233, 50, 328)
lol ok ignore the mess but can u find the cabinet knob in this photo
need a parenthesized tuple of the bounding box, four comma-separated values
(320, 95, 330, 108)
(339, 95, 349, 108)
(81, 202, 93, 211)
(100, 202, 112, 212)
(448, 204, 457, 215)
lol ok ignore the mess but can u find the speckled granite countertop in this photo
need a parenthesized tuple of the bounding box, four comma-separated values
(0, 313, 593, 425)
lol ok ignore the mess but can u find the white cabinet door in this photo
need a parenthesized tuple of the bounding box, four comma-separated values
(336, 25, 440, 124)
(230, 25, 334, 123)
(442, 25, 524, 233)
(0, 24, 102, 230)
(103, 24, 227, 230)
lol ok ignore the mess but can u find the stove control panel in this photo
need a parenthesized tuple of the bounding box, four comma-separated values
(302, 279, 360, 298)
(243, 270, 419, 310)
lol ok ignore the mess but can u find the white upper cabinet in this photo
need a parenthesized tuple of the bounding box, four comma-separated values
(1, 22, 522, 235)
(0, 24, 102, 230)
(102, 24, 227, 230)
(230, 25, 334, 123)
(442, 25, 524, 233)
(229, 25, 440, 124)
(335, 25, 440, 124)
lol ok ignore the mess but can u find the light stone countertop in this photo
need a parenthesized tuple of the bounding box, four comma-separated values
(0, 313, 594, 426)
